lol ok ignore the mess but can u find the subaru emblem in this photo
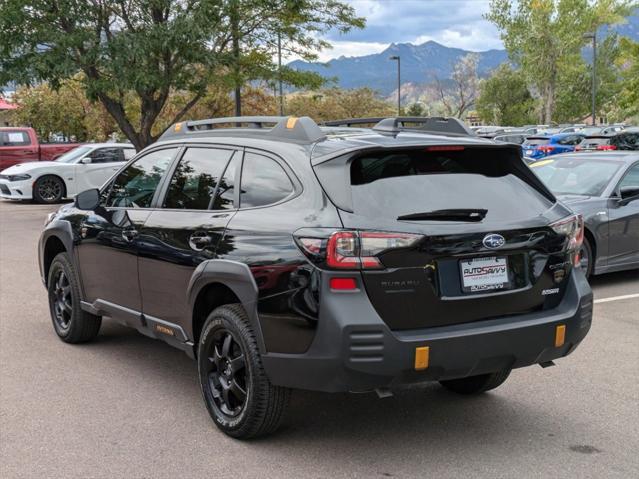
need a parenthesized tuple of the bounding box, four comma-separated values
(483, 234, 505, 249)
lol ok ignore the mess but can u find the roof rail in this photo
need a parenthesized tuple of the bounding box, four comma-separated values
(321, 118, 385, 127)
(372, 117, 474, 136)
(159, 116, 326, 144)
(322, 116, 474, 136)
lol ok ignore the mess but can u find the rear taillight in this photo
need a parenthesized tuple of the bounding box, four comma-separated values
(596, 144, 616, 151)
(575, 146, 582, 151)
(550, 214, 584, 266)
(296, 230, 423, 270)
(539, 145, 555, 153)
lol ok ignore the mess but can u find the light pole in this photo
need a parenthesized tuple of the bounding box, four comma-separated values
(583, 32, 597, 126)
(389, 55, 401, 115)
(278, 30, 284, 116)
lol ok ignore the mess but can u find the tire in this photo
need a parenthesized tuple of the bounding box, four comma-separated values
(47, 252, 101, 343)
(579, 236, 593, 279)
(439, 368, 511, 395)
(197, 304, 290, 439)
(33, 175, 65, 204)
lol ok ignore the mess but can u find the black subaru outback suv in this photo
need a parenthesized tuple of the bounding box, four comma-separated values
(39, 116, 593, 438)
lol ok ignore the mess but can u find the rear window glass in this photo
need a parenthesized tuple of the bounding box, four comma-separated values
(523, 138, 549, 146)
(347, 148, 552, 222)
(0, 130, 31, 146)
(580, 137, 610, 146)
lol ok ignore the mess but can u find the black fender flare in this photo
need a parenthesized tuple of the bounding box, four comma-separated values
(39, 219, 76, 285)
(186, 259, 265, 353)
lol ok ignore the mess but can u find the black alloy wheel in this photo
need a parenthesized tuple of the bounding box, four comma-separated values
(51, 269, 72, 331)
(203, 329, 248, 418)
(34, 176, 64, 203)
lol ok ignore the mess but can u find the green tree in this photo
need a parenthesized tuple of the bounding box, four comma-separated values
(0, 1, 363, 149)
(476, 64, 537, 125)
(616, 37, 639, 120)
(286, 88, 394, 122)
(486, 0, 633, 124)
(406, 103, 426, 116)
(12, 76, 118, 141)
(554, 33, 624, 123)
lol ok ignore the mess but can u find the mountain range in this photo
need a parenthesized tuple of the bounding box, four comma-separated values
(289, 41, 508, 95)
(289, 13, 639, 96)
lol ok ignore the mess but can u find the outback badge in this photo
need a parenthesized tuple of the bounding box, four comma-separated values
(483, 233, 505, 249)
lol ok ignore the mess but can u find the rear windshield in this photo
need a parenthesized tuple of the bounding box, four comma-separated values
(580, 137, 610, 146)
(523, 138, 549, 146)
(319, 147, 553, 222)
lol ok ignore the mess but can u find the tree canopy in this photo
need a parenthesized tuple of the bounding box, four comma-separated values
(476, 64, 537, 125)
(486, 0, 634, 124)
(0, 1, 363, 149)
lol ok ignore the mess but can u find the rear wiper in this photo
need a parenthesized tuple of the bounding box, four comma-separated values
(397, 209, 487, 222)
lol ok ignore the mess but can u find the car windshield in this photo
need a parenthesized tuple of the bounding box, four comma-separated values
(54, 146, 92, 163)
(532, 158, 622, 196)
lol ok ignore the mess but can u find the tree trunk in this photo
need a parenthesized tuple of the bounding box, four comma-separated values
(231, 0, 241, 117)
(97, 93, 146, 150)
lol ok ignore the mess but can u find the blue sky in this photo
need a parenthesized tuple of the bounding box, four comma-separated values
(316, 0, 503, 61)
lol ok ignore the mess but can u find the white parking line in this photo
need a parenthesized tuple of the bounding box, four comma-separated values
(594, 293, 639, 304)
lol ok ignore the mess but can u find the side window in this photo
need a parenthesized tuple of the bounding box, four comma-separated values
(618, 164, 639, 191)
(0, 130, 31, 146)
(163, 147, 233, 210)
(104, 148, 177, 208)
(89, 148, 121, 164)
(240, 152, 294, 208)
(211, 153, 240, 210)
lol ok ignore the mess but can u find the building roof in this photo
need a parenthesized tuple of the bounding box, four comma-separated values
(0, 98, 17, 110)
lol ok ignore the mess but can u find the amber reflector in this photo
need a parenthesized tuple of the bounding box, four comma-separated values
(415, 346, 429, 370)
(555, 325, 566, 347)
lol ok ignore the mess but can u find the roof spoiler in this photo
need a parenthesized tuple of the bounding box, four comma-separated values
(159, 116, 326, 144)
(323, 116, 474, 136)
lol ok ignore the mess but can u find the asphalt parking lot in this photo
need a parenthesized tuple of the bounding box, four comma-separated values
(1, 200, 638, 479)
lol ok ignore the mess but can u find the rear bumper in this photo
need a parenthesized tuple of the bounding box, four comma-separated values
(262, 269, 593, 392)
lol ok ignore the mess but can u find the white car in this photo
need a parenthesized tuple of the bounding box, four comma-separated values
(0, 143, 135, 203)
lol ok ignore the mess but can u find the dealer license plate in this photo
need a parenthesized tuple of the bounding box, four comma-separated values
(460, 256, 510, 293)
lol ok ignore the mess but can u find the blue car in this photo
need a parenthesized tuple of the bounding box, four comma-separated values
(521, 133, 585, 160)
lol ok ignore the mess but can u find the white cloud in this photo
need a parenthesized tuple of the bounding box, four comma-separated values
(314, 41, 389, 62)
(413, 26, 503, 52)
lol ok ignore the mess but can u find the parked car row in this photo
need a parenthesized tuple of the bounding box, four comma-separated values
(474, 124, 639, 160)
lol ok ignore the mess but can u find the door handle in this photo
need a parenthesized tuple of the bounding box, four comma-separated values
(122, 228, 138, 242)
(189, 232, 212, 251)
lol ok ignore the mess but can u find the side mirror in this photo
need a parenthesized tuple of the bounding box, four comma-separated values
(80, 157, 92, 164)
(75, 188, 100, 210)
(619, 186, 639, 205)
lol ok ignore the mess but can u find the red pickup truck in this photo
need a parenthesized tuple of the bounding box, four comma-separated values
(0, 127, 82, 171)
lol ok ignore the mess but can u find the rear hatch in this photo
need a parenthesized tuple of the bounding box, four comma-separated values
(313, 145, 578, 330)
(577, 136, 613, 151)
